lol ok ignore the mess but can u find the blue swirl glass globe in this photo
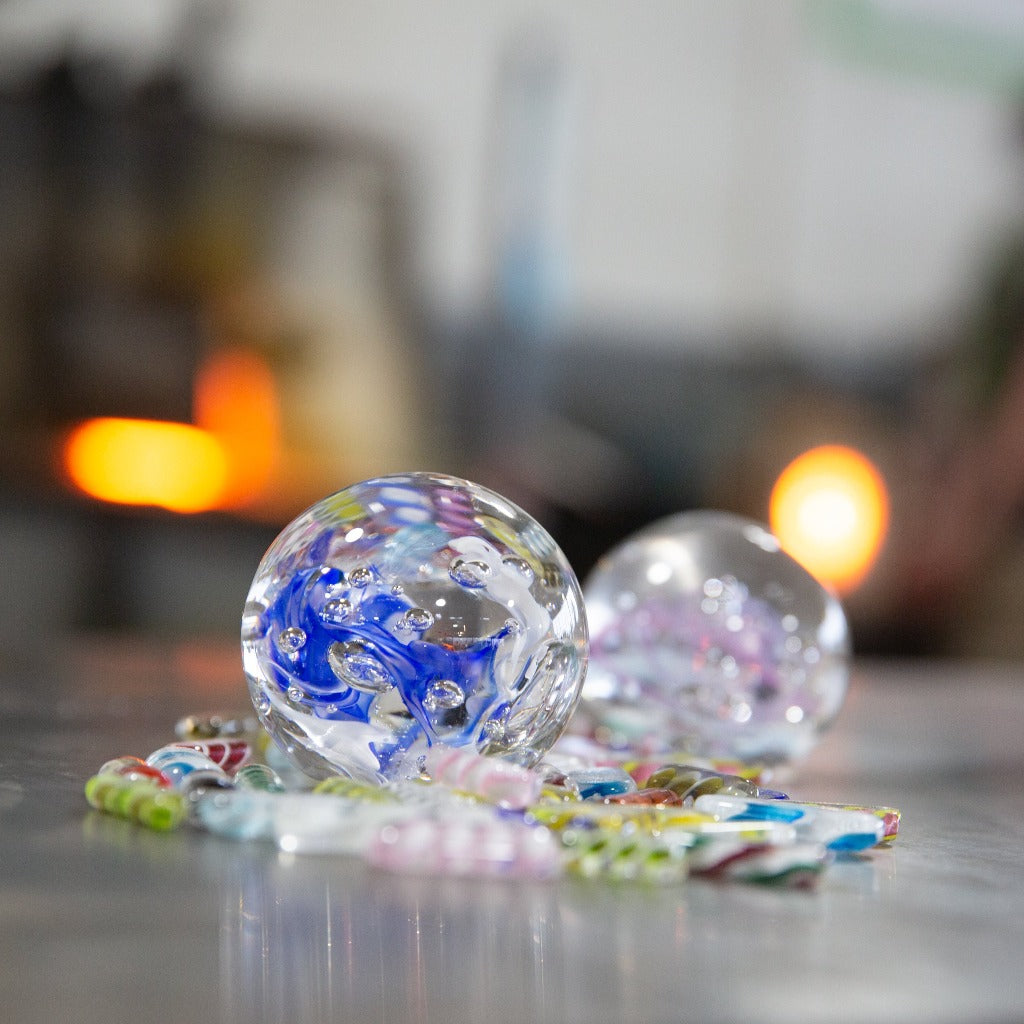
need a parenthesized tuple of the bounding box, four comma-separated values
(242, 473, 589, 782)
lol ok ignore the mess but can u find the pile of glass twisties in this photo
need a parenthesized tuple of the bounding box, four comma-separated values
(84, 713, 899, 889)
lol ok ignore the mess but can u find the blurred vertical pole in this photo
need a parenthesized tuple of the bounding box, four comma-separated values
(478, 27, 576, 516)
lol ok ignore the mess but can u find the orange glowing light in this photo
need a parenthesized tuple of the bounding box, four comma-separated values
(64, 418, 228, 513)
(193, 347, 280, 508)
(769, 444, 889, 593)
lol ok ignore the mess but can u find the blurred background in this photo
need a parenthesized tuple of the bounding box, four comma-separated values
(3, 0, 1024, 657)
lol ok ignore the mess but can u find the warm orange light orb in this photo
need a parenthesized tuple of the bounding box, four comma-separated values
(769, 444, 889, 593)
(64, 418, 228, 513)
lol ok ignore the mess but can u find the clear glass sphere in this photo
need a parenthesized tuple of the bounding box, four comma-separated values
(581, 511, 850, 765)
(242, 473, 588, 782)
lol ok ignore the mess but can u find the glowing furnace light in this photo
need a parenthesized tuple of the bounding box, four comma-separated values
(768, 444, 889, 594)
(193, 347, 280, 508)
(64, 418, 228, 513)
(63, 348, 282, 515)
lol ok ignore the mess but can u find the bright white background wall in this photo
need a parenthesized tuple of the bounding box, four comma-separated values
(3, 0, 1024, 356)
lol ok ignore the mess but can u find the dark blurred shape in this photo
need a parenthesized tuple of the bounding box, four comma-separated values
(873, 221, 1024, 657)
(12, 53, 203, 427)
(0, 43, 418, 641)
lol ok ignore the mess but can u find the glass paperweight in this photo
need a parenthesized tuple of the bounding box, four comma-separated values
(242, 473, 589, 782)
(580, 511, 850, 765)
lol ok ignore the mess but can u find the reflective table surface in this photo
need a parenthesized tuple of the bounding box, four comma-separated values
(2, 637, 1023, 1023)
